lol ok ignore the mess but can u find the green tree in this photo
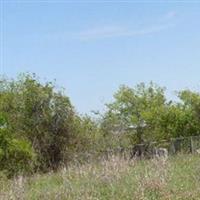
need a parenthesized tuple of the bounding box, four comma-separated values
(0, 74, 76, 171)
(178, 90, 200, 136)
(0, 113, 35, 177)
(103, 83, 167, 144)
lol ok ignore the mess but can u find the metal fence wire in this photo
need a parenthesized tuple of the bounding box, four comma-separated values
(169, 136, 200, 155)
(103, 135, 200, 159)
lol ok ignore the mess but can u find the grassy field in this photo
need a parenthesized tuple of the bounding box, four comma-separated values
(1, 154, 200, 200)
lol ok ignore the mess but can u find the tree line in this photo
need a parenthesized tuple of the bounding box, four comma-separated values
(1, 73, 200, 177)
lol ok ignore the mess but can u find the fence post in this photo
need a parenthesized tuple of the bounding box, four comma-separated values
(170, 138, 176, 155)
(190, 136, 194, 154)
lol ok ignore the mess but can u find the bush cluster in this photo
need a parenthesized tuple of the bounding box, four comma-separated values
(1, 74, 200, 177)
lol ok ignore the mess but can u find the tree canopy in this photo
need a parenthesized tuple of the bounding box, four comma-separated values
(1, 73, 200, 176)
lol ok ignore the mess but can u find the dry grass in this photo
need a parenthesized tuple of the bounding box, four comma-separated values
(1, 154, 200, 200)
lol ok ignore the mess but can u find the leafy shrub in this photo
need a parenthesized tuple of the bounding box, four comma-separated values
(0, 116, 35, 177)
(0, 74, 77, 173)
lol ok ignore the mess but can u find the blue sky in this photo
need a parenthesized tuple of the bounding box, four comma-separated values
(1, 2, 200, 114)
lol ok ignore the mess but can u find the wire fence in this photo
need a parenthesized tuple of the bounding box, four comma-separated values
(169, 135, 200, 154)
(101, 135, 200, 159)
(71, 135, 200, 163)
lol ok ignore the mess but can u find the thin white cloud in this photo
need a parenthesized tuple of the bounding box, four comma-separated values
(76, 11, 177, 40)
(77, 23, 174, 40)
(78, 26, 124, 40)
(45, 11, 177, 41)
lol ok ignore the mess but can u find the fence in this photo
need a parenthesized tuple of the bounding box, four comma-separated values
(102, 135, 200, 159)
(157, 135, 200, 155)
(72, 135, 200, 163)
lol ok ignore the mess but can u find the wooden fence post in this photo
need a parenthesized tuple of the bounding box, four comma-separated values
(170, 138, 176, 155)
(190, 136, 194, 154)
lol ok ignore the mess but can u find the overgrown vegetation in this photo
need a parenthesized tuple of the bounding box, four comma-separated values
(1, 154, 200, 200)
(1, 73, 200, 177)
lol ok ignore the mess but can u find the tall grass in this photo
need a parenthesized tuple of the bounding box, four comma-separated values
(1, 154, 200, 200)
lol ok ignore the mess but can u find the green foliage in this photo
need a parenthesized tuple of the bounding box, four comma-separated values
(102, 83, 167, 144)
(0, 74, 76, 174)
(0, 115, 35, 177)
(101, 83, 200, 146)
(179, 90, 200, 135)
(1, 73, 200, 177)
(69, 115, 110, 162)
